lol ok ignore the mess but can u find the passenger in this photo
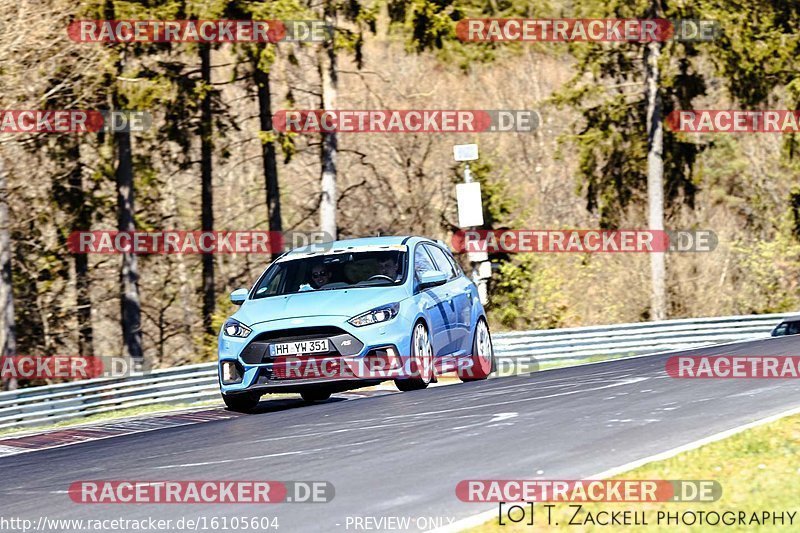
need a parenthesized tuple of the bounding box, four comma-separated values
(310, 264, 332, 289)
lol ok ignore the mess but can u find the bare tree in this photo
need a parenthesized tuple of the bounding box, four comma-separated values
(645, 0, 666, 320)
(65, 141, 94, 356)
(105, 0, 143, 364)
(0, 155, 17, 390)
(254, 59, 283, 254)
(318, 2, 338, 239)
(200, 43, 216, 336)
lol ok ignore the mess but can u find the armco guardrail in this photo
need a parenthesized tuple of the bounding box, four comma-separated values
(493, 312, 791, 362)
(0, 364, 220, 430)
(0, 312, 791, 430)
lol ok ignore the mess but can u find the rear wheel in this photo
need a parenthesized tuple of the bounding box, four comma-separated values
(395, 322, 435, 391)
(459, 318, 494, 382)
(221, 392, 260, 412)
(300, 389, 332, 402)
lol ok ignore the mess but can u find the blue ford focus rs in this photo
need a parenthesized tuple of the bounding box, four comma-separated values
(217, 236, 495, 411)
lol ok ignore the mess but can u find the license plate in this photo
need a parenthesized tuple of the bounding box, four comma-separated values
(270, 339, 329, 356)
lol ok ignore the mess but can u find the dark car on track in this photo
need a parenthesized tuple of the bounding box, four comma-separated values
(771, 317, 800, 337)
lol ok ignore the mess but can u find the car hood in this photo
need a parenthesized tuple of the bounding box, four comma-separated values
(234, 286, 410, 326)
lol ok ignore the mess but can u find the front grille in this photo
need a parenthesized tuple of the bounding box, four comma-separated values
(240, 326, 363, 364)
(252, 326, 348, 343)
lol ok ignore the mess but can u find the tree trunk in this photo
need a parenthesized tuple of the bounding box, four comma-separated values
(66, 141, 94, 357)
(104, 0, 142, 365)
(254, 59, 282, 259)
(645, 24, 666, 320)
(200, 43, 216, 336)
(116, 126, 144, 363)
(318, 5, 338, 240)
(0, 156, 17, 391)
(114, 93, 144, 366)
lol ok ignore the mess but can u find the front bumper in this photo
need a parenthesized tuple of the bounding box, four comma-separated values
(218, 314, 412, 395)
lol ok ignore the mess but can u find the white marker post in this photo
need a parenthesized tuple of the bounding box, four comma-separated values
(453, 144, 489, 304)
(454, 144, 483, 228)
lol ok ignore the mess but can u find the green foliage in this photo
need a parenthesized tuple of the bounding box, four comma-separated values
(553, 0, 708, 227)
(696, 0, 800, 162)
(729, 224, 800, 314)
(389, 0, 554, 68)
(488, 255, 569, 330)
(697, 0, 800, 109)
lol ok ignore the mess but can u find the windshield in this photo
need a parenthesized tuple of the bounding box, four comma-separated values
(252, 250, 407, 298)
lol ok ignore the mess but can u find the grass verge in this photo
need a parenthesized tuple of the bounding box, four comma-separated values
(470, 412, 800, 532)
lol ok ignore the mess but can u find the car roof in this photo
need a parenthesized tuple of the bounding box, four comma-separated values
(284, 235, 434, 257)
(778, 315, 800, 323)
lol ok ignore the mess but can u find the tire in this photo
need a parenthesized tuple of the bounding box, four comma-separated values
(300, 389, 332, 402)
(459, 318, 494, 382)
(395, 322, 435, 391)
(221, 392, 260, 412)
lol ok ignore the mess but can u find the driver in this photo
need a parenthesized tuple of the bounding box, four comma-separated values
(376, 255, 400, 281)
(309, 264, 332, 289)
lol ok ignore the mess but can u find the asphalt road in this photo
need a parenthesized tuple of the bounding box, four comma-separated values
(1, 335, 800, 532)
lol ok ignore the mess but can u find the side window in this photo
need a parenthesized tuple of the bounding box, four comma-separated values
(774, 324, 787, 336)
(788, 321, 800, 335)
(414, 245, 436, 279)
(444, 249, 464, 277)
(424, 244, 457, 280)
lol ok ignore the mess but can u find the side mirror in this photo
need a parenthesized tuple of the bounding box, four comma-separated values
(230, 288, 248, 305)
(418, 270, 448, 290)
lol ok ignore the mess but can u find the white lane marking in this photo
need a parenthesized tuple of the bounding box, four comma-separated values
(380, 377, 649, 421)
(267, 377, 648, 434)
(153, 438, 381, 469)
(451, 412, 520, 431)
(432, 403, 800, 533)
(488, 413, 517, 424)
(154, 450, 304, 469)
(0, 445, 23, 457)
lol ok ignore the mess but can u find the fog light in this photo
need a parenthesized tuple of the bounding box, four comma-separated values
(221, 361, 241, 383)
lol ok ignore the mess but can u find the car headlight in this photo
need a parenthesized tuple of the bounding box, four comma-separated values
(223, 318, 252, 338)
(348, 303, 400, 327)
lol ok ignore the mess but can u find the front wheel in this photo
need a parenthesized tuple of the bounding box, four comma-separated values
(459, 318, 494, 382)
(395, 322, 435, 391)
(221, 392, 261, 412)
